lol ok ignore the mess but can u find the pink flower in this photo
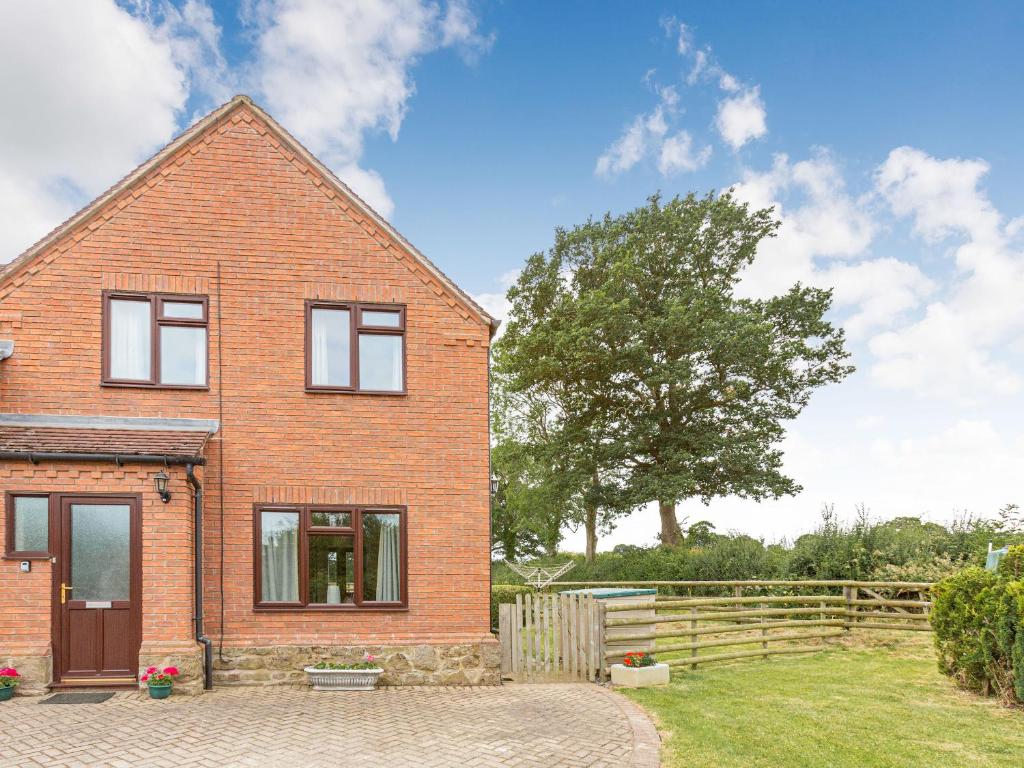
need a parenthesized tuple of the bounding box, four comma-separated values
(140, 674, 149, 682)
(146, 666, 158, 674)
(0, 668, 17, 676)
(163, 667, 179, 676)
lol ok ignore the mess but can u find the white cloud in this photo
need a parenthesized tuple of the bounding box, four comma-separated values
(822, 258, 935, 340)
(715, 86, 767, 150)
(440, 0, 495, 61)
(246, 0, 488, 217)
(733, 152, 932, 340)
(870, 147, 1024, 400)
(0, 0, 196, 260)
(473, 270, 519, 336)
(657, 131, 712, 175)
(595, 87, 676, 177)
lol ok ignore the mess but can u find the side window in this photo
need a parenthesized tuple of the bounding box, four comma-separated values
(5, 494, 50, 558)
(104, 292, 208, 387)
(305, 302, 405, 393)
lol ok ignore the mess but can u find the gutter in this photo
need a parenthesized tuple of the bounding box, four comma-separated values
(0, 452, 205, 465)
(186, 463, 213, 690)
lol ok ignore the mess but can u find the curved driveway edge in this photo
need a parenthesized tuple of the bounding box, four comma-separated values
(598, 686, 662, 768)
(2, 683, 661, 767)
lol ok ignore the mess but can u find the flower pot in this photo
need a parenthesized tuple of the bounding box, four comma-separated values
(610, 662, 670, 688)
(304, 667, 384, 691)
(147, 684, 172, 700)
(0, 687, 14, 701)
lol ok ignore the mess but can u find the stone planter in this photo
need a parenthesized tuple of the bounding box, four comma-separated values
(610, 663, 670, 688)
(304, 667, 384, 691)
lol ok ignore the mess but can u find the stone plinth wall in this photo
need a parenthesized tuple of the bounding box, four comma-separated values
(213, 641, 500, 687)
(138, 642, 205, 696)
(1, 653, 51, 696)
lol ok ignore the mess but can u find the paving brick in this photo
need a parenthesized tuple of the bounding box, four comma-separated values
(0, 685, 658, 768)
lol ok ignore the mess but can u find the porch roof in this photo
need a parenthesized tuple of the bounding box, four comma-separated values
(0, 415, 215, 461)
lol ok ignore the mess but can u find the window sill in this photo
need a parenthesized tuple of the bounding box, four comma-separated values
(101, 382, 210, 391)
(304, 388, 407, 396)
(2, 554, 52, 561)
(253, 604, 409, 613)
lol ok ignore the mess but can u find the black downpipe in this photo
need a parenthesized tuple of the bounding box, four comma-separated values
(186, 463, 213, 690)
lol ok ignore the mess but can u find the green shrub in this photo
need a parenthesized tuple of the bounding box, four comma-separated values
(490, 584, 534, 630)
(932, 561, 1024, 704)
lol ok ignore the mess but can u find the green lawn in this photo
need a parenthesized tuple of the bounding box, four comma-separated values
(624, 637, 1024, 768)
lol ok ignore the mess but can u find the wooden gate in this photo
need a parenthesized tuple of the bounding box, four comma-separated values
(498, 592, 604, 682)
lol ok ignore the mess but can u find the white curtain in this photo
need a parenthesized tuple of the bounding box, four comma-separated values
(375, 516, 401, 601)
(262, 516, 298, 602)
(110, 299, 150, 379)
(312, 310, 330, 385)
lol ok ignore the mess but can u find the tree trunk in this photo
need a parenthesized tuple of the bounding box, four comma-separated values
(659, 500, 683, 547)
(584, 502, 598, 563)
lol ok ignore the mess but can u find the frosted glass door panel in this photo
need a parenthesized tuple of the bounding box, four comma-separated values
(70, 504, 131, 602)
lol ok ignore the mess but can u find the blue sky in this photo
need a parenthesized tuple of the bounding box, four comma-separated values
(1, 1, 1021, 548)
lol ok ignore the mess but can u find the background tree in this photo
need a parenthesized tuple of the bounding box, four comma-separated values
(489, 382, 577, 558)
(493, 269, 632, 561)
(498, 192, 854, 547)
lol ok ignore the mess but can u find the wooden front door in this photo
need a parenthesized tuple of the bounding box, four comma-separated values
(55, 495, 141, 683)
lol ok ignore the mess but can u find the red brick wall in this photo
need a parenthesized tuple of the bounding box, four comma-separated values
(0, 103, 492, 660)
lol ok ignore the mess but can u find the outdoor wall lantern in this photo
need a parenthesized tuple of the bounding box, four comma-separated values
(490, 473, 500, 496)
(154, 469, 172, 503)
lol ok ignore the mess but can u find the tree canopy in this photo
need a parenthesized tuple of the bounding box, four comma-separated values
(493, 191, 854, 553)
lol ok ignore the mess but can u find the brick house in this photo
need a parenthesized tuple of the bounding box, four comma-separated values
(0, 95, 499, 695)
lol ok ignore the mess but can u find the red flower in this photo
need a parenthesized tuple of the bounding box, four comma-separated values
(146, 666, 158, 674)
(0, 668, 17, 676)
(163, 667, 179, 676)
(140, 674, 149, 682)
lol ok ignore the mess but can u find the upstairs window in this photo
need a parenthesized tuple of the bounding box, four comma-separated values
(103, 292, 208, 388)
(305, 302, 405, 393)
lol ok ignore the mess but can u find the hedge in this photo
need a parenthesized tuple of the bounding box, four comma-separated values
(931, 545, 1024, 705)
(490, 584, 534, 630)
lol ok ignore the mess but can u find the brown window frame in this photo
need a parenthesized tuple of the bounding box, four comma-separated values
(253, 504, 408, 611)
(304, 301, 407, 394)
(4, 492, 53, 560)
(101, 290, 210, 389)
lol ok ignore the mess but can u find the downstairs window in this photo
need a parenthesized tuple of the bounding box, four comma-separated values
(254, 505, 406, 609)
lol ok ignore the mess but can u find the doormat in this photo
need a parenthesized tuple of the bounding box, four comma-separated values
(40, 692, 115, 704)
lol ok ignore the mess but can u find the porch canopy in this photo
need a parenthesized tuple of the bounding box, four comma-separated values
(0, 414, 217, 464)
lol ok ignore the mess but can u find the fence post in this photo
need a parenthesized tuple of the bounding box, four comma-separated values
(597, 601, 608, 681)
(760, 601, 768, 659)
(690, 607, 698, 670)
(843, 586, 855, 631)
(516, 593, 524, 675)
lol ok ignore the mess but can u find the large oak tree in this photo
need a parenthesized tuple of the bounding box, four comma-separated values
(495, 192, 853, 547)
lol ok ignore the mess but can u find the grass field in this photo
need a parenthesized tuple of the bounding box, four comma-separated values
(624, 634, 1024, 768)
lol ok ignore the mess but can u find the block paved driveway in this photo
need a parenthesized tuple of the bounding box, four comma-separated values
(1, 684, 659, 768)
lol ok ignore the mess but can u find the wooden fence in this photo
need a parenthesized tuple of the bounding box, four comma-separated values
(597, 580, 933, 674)
(498, 592, 603, 682)
(497, 580, 933, 681)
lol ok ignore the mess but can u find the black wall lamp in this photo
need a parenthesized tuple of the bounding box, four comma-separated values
(154, 469, 172, 503)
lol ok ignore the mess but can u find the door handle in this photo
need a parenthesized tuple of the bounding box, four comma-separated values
(60, 583, 74, 605)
